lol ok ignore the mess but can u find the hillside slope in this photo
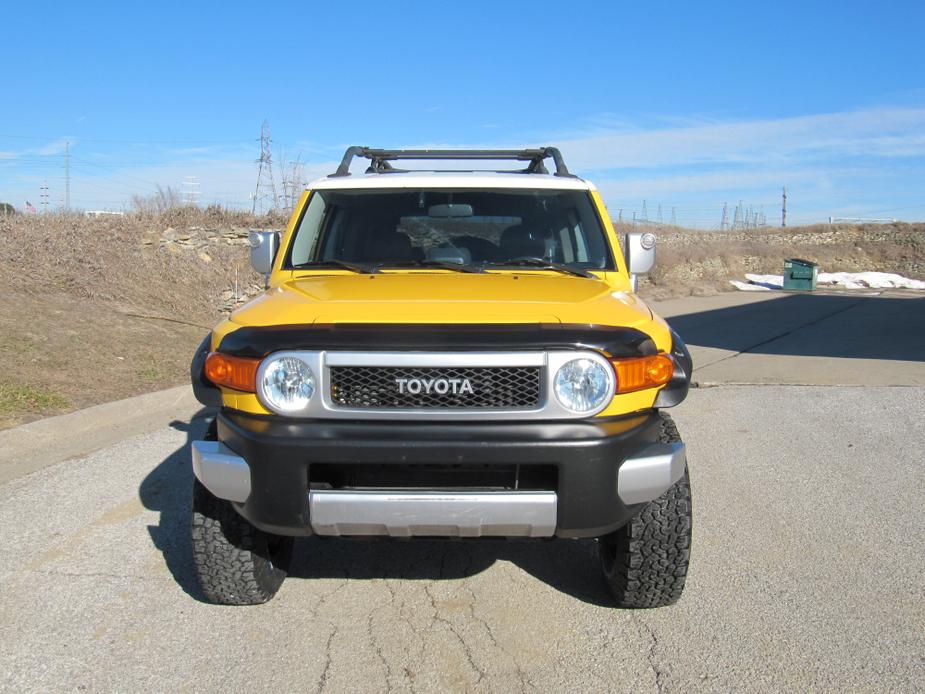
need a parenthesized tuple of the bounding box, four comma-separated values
(1, 212, 922, 427)
(629, 222, 925, 299)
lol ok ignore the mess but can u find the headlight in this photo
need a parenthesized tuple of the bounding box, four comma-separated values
(554, 358, 612, 413)
(259, 355, 315, 413)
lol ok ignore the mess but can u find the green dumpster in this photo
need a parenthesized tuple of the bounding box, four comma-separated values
(783, 258, 818, 291)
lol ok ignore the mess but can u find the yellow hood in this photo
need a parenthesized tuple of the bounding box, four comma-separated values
(228, 272, 656, 328)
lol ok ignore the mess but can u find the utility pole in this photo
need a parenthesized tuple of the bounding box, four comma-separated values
(617, 209, 623, 224)
(721, 202, 728, 231)
(40, 180, 49, 213)
(670, 207, 677, 226)
(64, 141, 70, 211)
(657, 203, 663, 224)
(781, 186, 788, 227)
(252, 121, 278, 214)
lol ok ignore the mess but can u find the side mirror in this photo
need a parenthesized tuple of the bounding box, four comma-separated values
(249, 230, 280, 280)
(623, 232, 656, 289)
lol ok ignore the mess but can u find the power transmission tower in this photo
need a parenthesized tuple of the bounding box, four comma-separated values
(657, 203, 663, 224)
(721, 202, 728, 231)
(64, 141, 70, 211)
(641, 200, 648, 222)
(781, 187, 788, 227)
(670, 207, 677, 226)
(252, 121, 278, 214)
(182, 176, 201, 206)
(40, 180, 49, 213)
(279, 155, 306, 212)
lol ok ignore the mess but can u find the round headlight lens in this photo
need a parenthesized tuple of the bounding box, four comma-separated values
(260, 356, 315, 413)
(554, 358, 611, 413)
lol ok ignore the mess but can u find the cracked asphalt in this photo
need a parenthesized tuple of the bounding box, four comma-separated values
(1, 291, 924, 692)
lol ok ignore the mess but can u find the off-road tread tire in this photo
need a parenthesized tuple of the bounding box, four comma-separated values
(191, 478, 293, 606)
(599, 412, 692, 608)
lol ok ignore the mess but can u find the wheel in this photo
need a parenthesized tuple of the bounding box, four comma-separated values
(598, 413, 692, 608)
(190, 427, 293, 605)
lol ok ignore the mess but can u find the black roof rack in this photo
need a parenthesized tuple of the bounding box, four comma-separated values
(330, 147, 575, 178)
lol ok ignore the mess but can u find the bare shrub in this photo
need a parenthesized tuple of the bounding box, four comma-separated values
(131, 185, 181, 214)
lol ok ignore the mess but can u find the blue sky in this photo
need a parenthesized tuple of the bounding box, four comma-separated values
(1, 0, 923, 226)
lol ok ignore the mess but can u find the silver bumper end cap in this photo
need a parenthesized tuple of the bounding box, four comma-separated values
(618, 442, 686, 505)
(191, 440, 251, 503)
(309, 490, 557, 538)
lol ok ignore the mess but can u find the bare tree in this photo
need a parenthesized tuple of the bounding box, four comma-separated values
(132, 185, 181, 214)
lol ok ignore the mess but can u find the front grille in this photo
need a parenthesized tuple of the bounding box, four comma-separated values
(329, 366, 541, 409)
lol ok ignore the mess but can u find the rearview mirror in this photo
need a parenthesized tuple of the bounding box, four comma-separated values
(428, 203, 473, 218)
(623, 232, 656, 289)
(249, 230, 280, 280)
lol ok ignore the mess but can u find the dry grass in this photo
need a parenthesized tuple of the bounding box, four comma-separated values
(0, 211, 922, 427)
(620, 222, 925, 300)
(0, 208, 285, 427)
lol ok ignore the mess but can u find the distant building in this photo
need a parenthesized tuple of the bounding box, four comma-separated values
(84, 210, 126, 218)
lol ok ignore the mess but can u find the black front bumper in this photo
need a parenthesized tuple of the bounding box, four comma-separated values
(217, 409, 663, 538)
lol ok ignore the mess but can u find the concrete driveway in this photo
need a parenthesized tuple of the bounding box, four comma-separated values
(1, 290, 923, 693)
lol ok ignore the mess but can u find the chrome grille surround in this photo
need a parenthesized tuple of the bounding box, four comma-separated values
(255, 350, 615, 420)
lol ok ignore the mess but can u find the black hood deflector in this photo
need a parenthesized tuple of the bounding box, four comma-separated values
(217, 323, 658, 359)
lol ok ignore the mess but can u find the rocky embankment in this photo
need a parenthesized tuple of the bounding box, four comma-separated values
(139, 224, 269, 312)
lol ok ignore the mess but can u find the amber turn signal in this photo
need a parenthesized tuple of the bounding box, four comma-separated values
(204, 352, 259, 393)
(610, 354, 674, 394)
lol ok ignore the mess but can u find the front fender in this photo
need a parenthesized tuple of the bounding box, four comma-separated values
(654, 329, 693, 408)
(190, 334, 222, 408)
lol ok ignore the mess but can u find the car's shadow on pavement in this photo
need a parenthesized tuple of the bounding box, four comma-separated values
(138, 411, 213, 602)
(139, 411, 615, 608)
(668, 292, 925, 362)
(286, 535, 612, 607)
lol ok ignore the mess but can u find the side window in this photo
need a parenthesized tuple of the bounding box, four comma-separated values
(289, 193, 327, 265)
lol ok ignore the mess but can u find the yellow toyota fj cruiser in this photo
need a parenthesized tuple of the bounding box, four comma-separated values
(190, 147, 693, 607)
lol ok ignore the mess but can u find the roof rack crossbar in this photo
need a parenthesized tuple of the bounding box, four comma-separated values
(330, 147, 575, 178)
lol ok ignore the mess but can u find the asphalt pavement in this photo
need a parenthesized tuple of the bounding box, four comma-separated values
(1, 290, 923, 693)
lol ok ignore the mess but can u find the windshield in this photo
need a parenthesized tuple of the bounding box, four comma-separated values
(284, 188, 614, 271)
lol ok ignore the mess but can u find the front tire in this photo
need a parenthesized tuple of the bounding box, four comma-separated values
(598, 413, 692, 608)
(191, 478, 294, 605)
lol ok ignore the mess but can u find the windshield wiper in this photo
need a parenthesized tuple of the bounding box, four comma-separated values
(291, 260, 376, 274)
(481, 258, 595, 278)
(373, 259, 484, 274)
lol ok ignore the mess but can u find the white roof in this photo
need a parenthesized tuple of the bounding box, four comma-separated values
(307, 171, 595, 192)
